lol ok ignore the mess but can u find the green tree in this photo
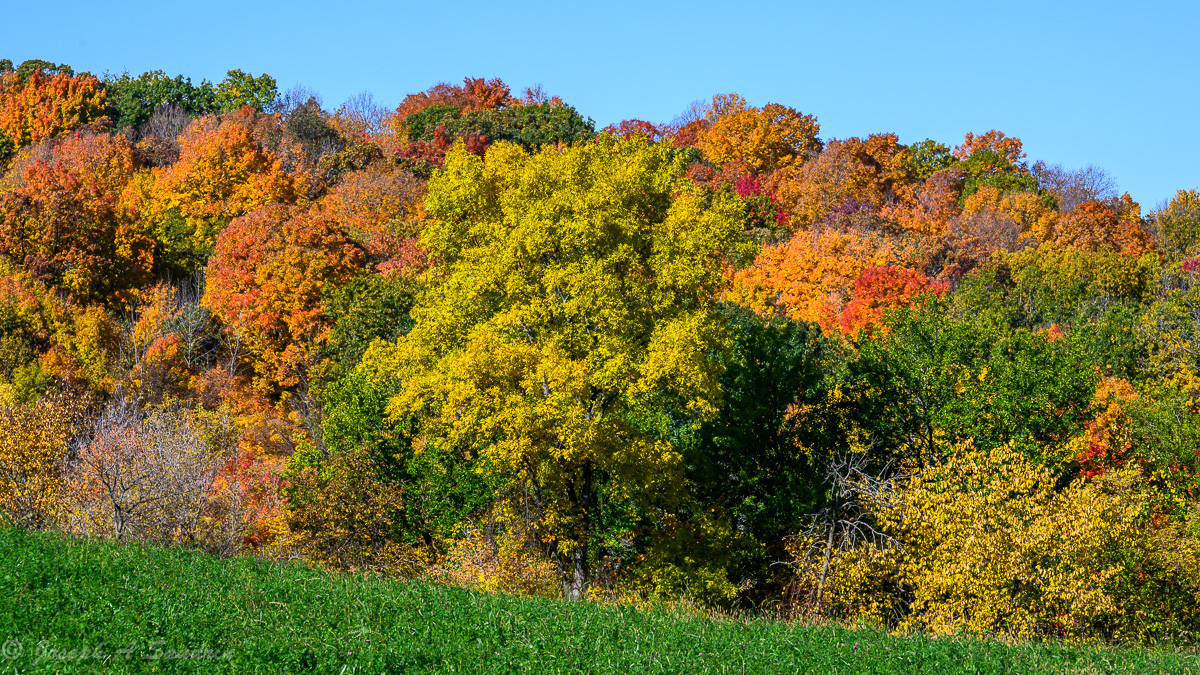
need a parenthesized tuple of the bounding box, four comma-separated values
(444, 102, 596, 152)
(680, 304, 830, 599)
(905, 139, 956, 180)
(849, 301, 1099, 466)
(320, 273, 418, 380)
(102, 70, 217, 129)
(215, 70, 277, 113)
(365, 137, 747, 600)
(286, 364, 494, 573)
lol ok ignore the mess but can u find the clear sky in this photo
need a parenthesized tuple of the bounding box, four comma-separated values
(6, 0, 1197, 208)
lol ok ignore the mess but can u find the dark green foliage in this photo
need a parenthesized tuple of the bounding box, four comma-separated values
(286, 364, 494, 562)
(950, 252, 1158, 381)
(0, 134, 13, 169)
(850, 302, 1099, 465)
(0, 527, 1193, 674)
(0, 304, 36, 379)
(402, 104, 461, 140)
(684, 305, 829, 575)
(284, 97, 341, 159)
(322, 273, 417, 376)
(404, 102, 597, 152)
(446, 102, 597, 151)
(14, 58, 72, 81)
(103, 70, 217, 129)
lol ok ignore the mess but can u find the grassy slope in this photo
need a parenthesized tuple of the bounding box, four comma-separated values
(0, 528, 1197, 674)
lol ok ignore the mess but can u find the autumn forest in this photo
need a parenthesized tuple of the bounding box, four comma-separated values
(3, 57, 1200, 649)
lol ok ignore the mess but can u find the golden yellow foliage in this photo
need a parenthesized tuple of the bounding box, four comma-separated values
(427, 508, 560, 599)
(369, 136, 746, 600)
(812, 440, 1200, 644)
(0, 391, 88, 529)
(961, 186, 1058, 241)
(697, 94, 820, 175)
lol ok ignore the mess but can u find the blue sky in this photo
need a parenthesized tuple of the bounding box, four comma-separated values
(7, 0, 1198, 208)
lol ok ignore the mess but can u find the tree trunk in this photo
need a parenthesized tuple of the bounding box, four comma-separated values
(563, 545, 589, 602)
(559, 461, 593, 602)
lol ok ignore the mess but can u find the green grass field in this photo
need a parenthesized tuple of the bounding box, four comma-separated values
(0, 527, 1196, 674)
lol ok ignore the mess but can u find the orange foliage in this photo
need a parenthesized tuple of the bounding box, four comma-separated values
(772, 134, 916, 229)
(1052, 195, 1154, 256)
(0, 131, 153, 301)
(839, 265, 947, 338)
(191, 366, 295, 550)
(1076, 377, 1138, 479)
(726, 228, 915, 330)
(891, 167, 963, 236)
(203, 204, 367, 392)
(953, 129, 1025, 164)
(0, 69, 107, 148)
(320, 167, 429, 275)
(1037, 323, 1065, 342)
(149, 109, 294, 265)
(697, 94, 820, 175)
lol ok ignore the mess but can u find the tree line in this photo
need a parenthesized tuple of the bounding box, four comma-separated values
(3, 57, 1200, 646)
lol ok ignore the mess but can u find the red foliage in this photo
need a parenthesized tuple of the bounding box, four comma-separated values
(393, 127, 490, 169)
(603, 119, 667, 143)
(1075, 377, 1138, 480)
(840, 265, 947, 337)
(733, 175, 788, 228)
(666, 118, 711, 148)
(393, 77, 513, 126)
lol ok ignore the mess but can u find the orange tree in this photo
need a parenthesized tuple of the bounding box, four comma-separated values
(0, 131, 154, 302)
(0, 68, 106, 151)
(148, 109, 294, 274)
(203, 204, 367, 394)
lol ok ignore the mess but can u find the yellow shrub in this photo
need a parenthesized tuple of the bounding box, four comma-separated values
(427, 505, 560, 599)
(0, 392, 87, 528)
(866, 440, 1200, 644)
(627, 511, 753, 608)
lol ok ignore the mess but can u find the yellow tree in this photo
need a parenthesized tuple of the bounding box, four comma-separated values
(960, 185, 1057, 241)
(696, 94, 820, 175)
(365, 138, 746, 600)
(0, 390, 89, 528)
